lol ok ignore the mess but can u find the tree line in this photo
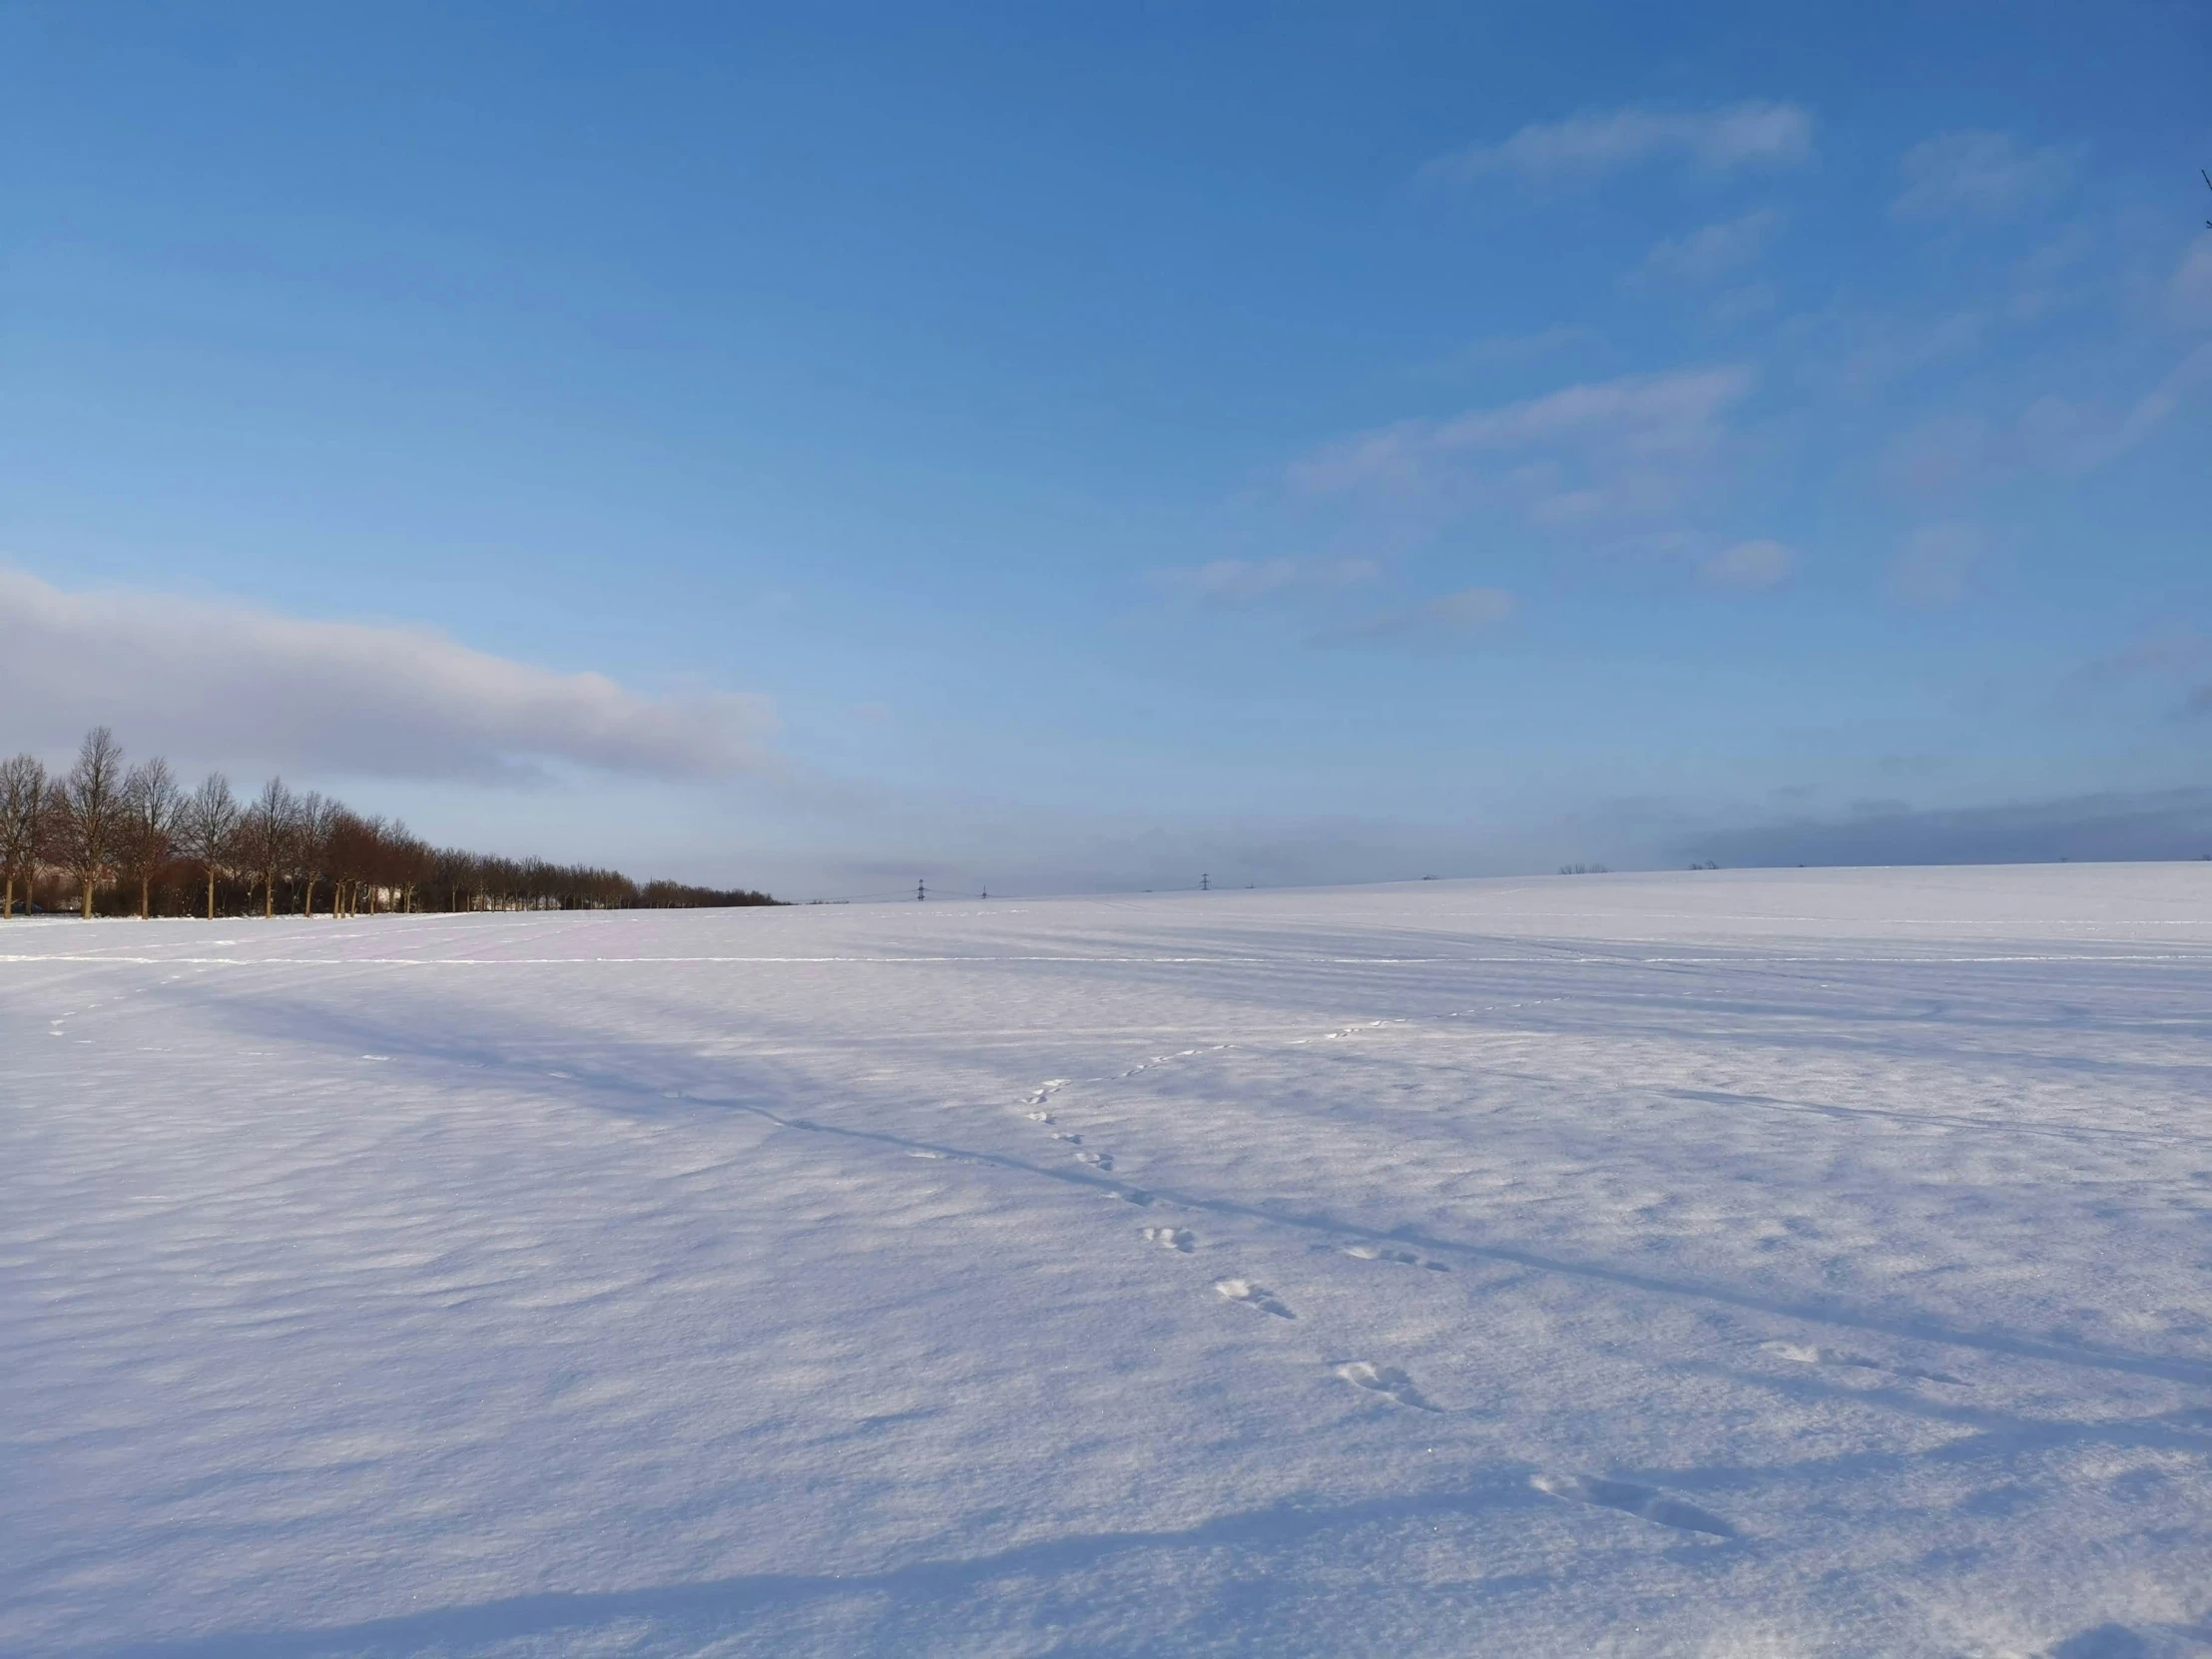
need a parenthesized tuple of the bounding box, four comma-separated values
(0, 729, 778, 918)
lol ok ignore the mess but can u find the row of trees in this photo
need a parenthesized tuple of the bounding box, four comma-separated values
(0, 729, 777, 919)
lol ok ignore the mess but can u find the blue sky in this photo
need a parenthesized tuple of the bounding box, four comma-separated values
(4, 2, 2209, 896)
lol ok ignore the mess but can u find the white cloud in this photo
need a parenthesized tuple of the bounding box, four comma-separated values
(1437, 324, 1598, 370)
(1434, 101, 1812, 181)
(2008, 226, 2093, 320)
(1287, 365, 1755, 533)
(2167, 240, 2212, 332)
(2079, 632, 2212, 708)
(1311, 587, 1515, 647)
(1886, 524, 1982, 608)
(1876, 340, 2212, 506)
(1894, 131, 2074, 219)
(1151, 556, 1382, 603)
(2018, 342, 2212, 473)
(1707, 281, 1778, 327)
(1840, 311, 1986, 393)
(1700, 539, 1795, 589)
(0, 567, 777, 782)
(1641, 211, 1778, 282)
(1877, 411, 1999, 503)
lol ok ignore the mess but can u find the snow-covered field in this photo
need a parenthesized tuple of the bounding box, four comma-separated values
(5, 865, 2211, 1658)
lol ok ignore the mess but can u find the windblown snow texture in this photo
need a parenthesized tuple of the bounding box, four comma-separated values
(4, 865, 2210, 1656)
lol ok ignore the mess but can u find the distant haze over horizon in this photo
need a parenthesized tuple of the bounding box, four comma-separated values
(5, 5, 2207, 900)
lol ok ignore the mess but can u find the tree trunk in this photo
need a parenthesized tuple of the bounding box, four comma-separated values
(206, 870, 217, 920)
(3, 874, 13, 919)
(82, 878, 94, 920)
(140, 876, 152, 920)
(265, 877, 275, 919)
(303, 877, 317, 917)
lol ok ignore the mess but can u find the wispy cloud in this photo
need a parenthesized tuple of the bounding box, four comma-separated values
(1893, 131, 2075, 219)
(2169, 241, 2212, 332)
(1840, 310, 1986, 393)
(1452, 324, 1597, 366)
(1699, 538, 1795, 590)
(1287, 365, 1756, 534)
(2019, 342, 2212, 472)
(1309, 587, 1515, 647)
(2079, 631, 2212, 717)
(1878, 413, 1997, 504)
(2082, 633, 2212, 682)
(1431, 101, 1813, 182)
(1640, 211, 1779, 283)
(0, 567, 777, 782)
(1150, 556, 1382, 604)
(1685, 787, 2212, 868)
(1885, 523, 1981, 607)
(1409, 324, 1599, 381)
(1877, 338, 2212, 510)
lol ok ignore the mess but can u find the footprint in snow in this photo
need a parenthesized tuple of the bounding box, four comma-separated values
(1075, 1150, 1114, 1172)
(1340, 1242, 1451, 1272)
(1334, 1361, 1440, 1411)
(1214, 1279, 1294, 1319)
(1051, 1132, 1082, 1143)
(1761, 1340, 1965, 1385)
(1531, 1473, 1737, 1538)
(1142, 1227, 1196, 1253)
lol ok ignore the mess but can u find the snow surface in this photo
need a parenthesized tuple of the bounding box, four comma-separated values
(5, 864, 2212, 1657)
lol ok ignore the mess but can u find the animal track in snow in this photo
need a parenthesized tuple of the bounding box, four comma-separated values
(1288, 1019, 1396, 1047)
(1051, 1132, 1081, 1143)
(1340, 1242, 1451, 1272)
(1531, 1473, 1737, 1537)
(1334, 1361, 1439, 1410)
(1760, 1341, 1965, 1385)
(1024, 1080, 1071, 1109)
(1142, 1227, 1196, 1252)
(1026, 1111, 1054, 1122)
(1214, 1279, 1294, 1319)
(1116, 1043, 1232, 1080)
(1074, 1150, 1114, 1171)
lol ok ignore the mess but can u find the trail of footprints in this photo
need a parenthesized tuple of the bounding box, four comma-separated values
(995, 1012, 1975, 1544)
(1333, 1361, 1439, 1411)
(1337, 1241, 1450, 1273)
(1759, 1340, 1965, 1386)
(1006, 1053, 1735, 1531)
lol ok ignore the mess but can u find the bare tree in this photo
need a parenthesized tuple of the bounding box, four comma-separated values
(327, 810, 380, 916)
(290, 792, 339, 916)
(117, 758, 183, 919)
(177, 773, 241, 920)
(0, 755, 47, 918)
(51, 728, 127, 919)
(237, 778, 296, 919)
(2, 731, 781, 918)
(385, 823, 432, 913)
